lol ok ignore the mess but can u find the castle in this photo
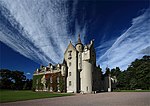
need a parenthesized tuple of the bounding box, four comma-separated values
(33, 35, 113, 93)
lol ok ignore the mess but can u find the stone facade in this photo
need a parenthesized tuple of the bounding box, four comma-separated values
(33, 35, 112, 93)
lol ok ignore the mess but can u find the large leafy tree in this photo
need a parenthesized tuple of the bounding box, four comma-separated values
(116, 55, 150, 90)
(127, 56, 150, 89)
(23, 79, 33, 90)
(0, 69, 27, 90)
(105, 67, 110, 76)
(11, 70, 26, 90)
(0, 69, 13, 89)
(111, 67, 121, 77)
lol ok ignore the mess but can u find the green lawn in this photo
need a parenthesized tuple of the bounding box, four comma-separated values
(0, 90, 73, 103)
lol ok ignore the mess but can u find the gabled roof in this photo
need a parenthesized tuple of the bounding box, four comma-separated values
(64, 41, 76, 55)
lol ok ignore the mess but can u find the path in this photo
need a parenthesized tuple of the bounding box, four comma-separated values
(1, 92, 150, 106)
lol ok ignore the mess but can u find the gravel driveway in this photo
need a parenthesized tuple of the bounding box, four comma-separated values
(1, 92, 150, 106)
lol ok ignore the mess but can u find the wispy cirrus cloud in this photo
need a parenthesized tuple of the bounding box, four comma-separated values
(97, 8, 150, 70)
(0, 0, 86, 65)
(95, 38, 116, 58)
(1, 0, 149, 72)
(140, 46, 150, 55)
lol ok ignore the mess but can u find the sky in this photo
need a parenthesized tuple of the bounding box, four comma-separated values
(0, 0, 150, 79)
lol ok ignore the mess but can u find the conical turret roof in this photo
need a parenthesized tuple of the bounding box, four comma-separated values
(77, 34, 82, 44)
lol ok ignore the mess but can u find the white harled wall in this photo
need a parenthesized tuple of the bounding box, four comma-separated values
(81, 61, 93, 93)
(64, 43, 78, 93)
(81, 48, 93, 93)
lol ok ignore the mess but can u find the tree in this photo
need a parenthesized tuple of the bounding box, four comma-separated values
(11, 70, 26, 90)
(0, 69, 27, 90)
(59, 77, 65, 92)
(96, 65, 103, 80)
(23, 79, 32, 90)
(104, 67, 110, 76)
(0, 69, 13, 89)
(126, 56, 150, 89)
(116, 71, 127, 89)
(111, 67, 121, 77)
(115, 55, 150, 90)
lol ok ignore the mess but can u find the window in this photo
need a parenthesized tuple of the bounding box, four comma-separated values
(68, 51, 72, 59)
(69, 81, 71, 86)
(79, 54, 81, 58)
(86, 86, 88, 91)
(69, 72, 71, 76)
(92, 54, 94, 57)
(69, 62, 71, 66)
(79, 46, 81, 49)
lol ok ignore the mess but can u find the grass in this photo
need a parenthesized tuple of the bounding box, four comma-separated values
(113, 89, 150, 92)
(0, 90, 73, 103)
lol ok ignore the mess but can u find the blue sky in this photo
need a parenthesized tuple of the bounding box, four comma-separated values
(0, 0, 150, 79)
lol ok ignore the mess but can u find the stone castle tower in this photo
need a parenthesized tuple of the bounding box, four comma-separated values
(64, 34, 96, 93)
